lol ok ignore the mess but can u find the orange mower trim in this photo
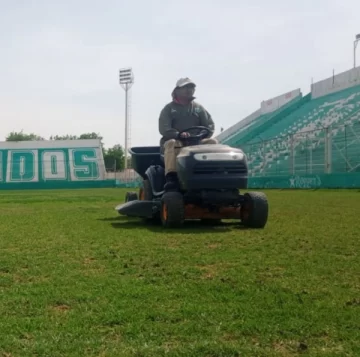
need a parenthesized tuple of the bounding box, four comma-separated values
(184, 204, 240, 220)
(139, 188, 144, 200)
(162, 203, 168, 221)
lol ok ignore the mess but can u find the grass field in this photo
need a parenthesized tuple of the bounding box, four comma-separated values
(0, 188, 359, 357)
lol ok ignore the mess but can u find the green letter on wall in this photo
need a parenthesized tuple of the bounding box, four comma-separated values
(10, 151, 36, 182)
(71, 149, 99, 180)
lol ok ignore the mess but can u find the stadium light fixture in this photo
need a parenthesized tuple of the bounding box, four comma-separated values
(354, 34, 360, 68)
(119, 67, 134, 169)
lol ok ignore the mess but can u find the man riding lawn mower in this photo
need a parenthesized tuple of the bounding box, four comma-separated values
(115, 78, 269, 228)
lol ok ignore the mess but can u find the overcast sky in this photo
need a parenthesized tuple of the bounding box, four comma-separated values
(1, 0, 359, 148)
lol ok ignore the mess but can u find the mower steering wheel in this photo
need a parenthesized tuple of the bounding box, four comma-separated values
(178, 126, 211, 141)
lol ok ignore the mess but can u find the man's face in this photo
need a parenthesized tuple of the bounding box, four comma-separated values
(176, 84, 195, 98)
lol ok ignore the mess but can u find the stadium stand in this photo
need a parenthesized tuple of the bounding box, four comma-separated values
(217, 66, 360, 179)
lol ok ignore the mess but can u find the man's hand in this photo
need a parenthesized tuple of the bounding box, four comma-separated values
(179, 132, 191, 138)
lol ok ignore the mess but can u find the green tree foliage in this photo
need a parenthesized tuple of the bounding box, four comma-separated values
(6, 130, 45, 141)
(49, 132, 103, 142)
(104, 144, 125, 171)
(49, 134, 78, 140)
(79, 132, 103, 141)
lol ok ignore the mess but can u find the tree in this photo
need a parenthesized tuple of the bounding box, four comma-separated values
(6, 130, 45, 141)
(50, 132, 105, 154)
(49, 132, 103, 142)
(50, 134, 78, 140)
(103, 144, 125, 171)
(79, 132, 103, 141)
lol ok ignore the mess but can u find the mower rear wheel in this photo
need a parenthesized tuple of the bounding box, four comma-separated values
(240, 192, 268, 228)
(160, 192, 185, 228)
(125, 191, 138, 202)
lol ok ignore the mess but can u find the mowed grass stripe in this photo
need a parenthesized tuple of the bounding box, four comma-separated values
(0, 188, 359, 357)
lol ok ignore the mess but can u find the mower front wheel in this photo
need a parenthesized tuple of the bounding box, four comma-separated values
(240, 192, 268, 228)
(160, 192, 185, 228)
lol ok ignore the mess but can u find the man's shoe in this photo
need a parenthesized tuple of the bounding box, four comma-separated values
(164, 172, 179, 191)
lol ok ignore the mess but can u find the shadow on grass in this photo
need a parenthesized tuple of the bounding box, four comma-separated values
(98, 216, 250, 234)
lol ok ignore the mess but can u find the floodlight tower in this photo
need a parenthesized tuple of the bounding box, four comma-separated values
(119, 67, 134, 169)
(354, 34, 360, 68)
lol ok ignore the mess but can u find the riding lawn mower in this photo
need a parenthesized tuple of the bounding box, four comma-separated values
(115, 126, 268, 228)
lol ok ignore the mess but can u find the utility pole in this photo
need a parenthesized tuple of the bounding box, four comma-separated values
(354, 34, 360, 68)
(119, 67, 134, 169)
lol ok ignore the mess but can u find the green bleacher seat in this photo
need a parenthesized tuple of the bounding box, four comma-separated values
(224, 84, 360, 176)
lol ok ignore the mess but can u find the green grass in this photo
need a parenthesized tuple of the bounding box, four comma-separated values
(0, 188, 359, 357)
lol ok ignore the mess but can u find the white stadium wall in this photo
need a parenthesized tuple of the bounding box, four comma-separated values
(217, 88, 302, 143)
(0, 139, 111, 189)
(260, 89, 301, 114)
(311, 66, 360, 99)
(216, 109, 261, 142)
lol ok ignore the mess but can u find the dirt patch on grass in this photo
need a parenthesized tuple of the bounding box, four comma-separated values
(197, 262, 234, 280)
(1, 352, 14, 357)
(207, 243, 221, 249)
(81, 257, 105, 276)
(83, 257, 96, 265)
(272, 341, 298, 356)
(197, 264, 219, 280)
(50, 303, 71, 313)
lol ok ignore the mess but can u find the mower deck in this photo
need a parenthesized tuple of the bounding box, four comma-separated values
(116, 199, 241, 220)
(115, 200, 159, 218)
